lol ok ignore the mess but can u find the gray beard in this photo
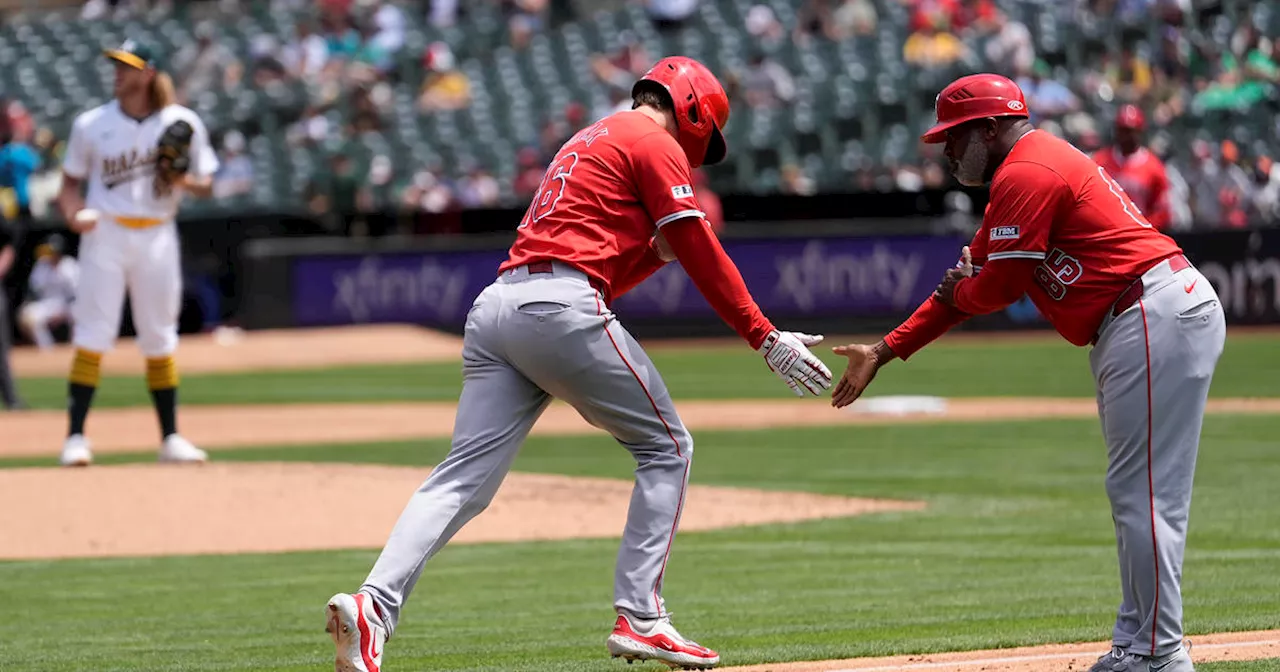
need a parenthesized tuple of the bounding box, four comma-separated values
(955, 140, 989, 187)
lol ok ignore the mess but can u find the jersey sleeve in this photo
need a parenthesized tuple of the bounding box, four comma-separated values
(628, 132, 706, 229)
(982, 162, 1072, 262)
(186, 112, 220, 178)
(61, 113, 94, 179)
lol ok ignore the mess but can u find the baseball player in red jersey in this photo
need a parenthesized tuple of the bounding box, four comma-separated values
(324, 56, 832, 672)
(831, 75, 1224, 672)
(1093, 105, 1172, 231)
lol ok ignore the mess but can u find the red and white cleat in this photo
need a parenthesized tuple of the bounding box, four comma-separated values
(326, 592, 387, 672)
(607, 612, 720, 670)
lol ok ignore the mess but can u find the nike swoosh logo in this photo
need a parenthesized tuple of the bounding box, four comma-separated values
(1151, 658, 1180, 672)
(1184, 278, 1198, 293)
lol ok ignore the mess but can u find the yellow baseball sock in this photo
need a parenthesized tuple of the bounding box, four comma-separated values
(146, 356, 180, 439)
(68, 349, 102, 436)
(146, 356, 179, 390)
(69, 348, 102, 387)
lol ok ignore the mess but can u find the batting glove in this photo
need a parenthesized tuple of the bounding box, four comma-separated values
(758, 330, 833, 397)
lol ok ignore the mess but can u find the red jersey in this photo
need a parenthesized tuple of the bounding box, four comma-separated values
(1092, 146, 1171, 230)
(502, 111, 707, 302)
(887, 130, 1183, 354)
(500, 110, 775, 347)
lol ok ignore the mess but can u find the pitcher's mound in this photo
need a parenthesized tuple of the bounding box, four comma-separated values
(0, 462, 923, 559)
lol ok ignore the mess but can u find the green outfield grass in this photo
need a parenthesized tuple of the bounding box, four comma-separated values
(13, 331, 1279, 409)
(2, 415, 1278, 671)
(1199, 662, 1280, 671)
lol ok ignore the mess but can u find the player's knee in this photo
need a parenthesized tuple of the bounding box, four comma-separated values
(72, 325, 116, 354)
(137, 331, 178, 358)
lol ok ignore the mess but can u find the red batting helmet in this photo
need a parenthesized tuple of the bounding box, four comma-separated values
(1115, 104, 1146, 130)
(632, 56, 730, 168)
(921, 73, 1029, 144)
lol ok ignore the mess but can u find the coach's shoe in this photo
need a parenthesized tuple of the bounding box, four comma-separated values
(326, 592, 387, 672)
(60, 434, 93, 467)
(158, 434, 208, 463)
(607, 611, 720, 670)
(1090, 645, 1194, 672)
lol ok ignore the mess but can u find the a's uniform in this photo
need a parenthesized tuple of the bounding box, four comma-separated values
(57, 42, 219, 467)
(1093, 147, 1171, 231)
(889, 129, 1225, 661)
(62, 100, 217, 357)
(19, 252, 79, 349)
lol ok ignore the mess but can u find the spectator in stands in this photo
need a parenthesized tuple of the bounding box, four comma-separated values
(307, 152, 362, 235)
(745, 4, 786, 51)
(1250, 155, 1280, 225)
(981, 10, 1034, 76)
(646, 0, 699, 32)
(1105, 46, 1155, 104)
(401, 167, 454, 214)
(429, 0, 459, 28)
(513, 147, 545, 200)
(281, 20, 331, 81)
(456, 163, 501, 209)
(172, 21, 243, 105)
(780, 163, 817, 195)
(357, 155, 399, 237)
(830, 0, 878, 39)
(507, 0, 549, 50)
(323, 11, 363, 64)
(0, 105, 40, 231)
(739, 52, 796, 109)
(1185, 139, 1252, 228)
(591, 32, 650, 94)
(793, 0, 835, 46)
(212, 131, 254, 200)
(418, 42, 471, 112)
(369, 0, 407, 55)
(1093, 105, 1172, 230)
(1016, 60, 1081, 121)
(904, 13, 967, 69)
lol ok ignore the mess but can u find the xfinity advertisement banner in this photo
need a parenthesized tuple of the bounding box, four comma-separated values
(290, 235, 967, 329)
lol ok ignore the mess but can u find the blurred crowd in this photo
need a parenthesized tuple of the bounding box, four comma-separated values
(0, 0, 1275, 234)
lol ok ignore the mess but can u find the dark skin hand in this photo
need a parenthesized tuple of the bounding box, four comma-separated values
(830, 340, 897, 408)
(831, 247, 972, 408)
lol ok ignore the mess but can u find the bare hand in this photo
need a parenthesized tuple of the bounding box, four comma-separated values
(933, 246, 974, 307)
(650, 230, 676, 262)
(830, 341, 894, 408)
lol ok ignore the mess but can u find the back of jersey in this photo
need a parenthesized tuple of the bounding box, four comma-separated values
(500, 110, 705, 299)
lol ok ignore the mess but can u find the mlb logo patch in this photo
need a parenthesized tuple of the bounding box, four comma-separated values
(671, 184, 694, 199)
(990, 225, 1020, 240)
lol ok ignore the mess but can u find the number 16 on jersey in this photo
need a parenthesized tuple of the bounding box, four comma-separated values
(520, 153, 580, 228)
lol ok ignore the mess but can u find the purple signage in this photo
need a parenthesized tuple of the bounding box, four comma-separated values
(292, 250, 509, 327)
(291, 235, 968, 328)
(613, 235, 966, 319)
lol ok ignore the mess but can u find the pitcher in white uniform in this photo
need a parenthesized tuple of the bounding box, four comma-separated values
(55, 41, 219, 466)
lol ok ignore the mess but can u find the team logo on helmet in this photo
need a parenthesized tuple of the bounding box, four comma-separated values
(1007, 100, 1025, 111)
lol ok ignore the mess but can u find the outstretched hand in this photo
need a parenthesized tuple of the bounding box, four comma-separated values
(830, 341, 895, 408)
